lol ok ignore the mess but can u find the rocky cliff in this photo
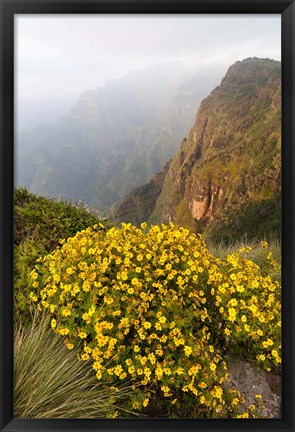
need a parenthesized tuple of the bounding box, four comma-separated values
(114, 58, 281, 242)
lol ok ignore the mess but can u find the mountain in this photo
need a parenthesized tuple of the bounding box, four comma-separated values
(113, 58, 281, 242)
(16, 62, 222, 213)
(110, 160, 171, 226)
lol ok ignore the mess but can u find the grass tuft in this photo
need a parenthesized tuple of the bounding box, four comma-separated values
(14, 313, 135, 418)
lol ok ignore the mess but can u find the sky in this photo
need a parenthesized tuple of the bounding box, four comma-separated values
(15, 14, 281, 104)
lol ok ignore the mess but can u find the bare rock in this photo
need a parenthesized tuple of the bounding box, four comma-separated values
(227, 359, 281, 418)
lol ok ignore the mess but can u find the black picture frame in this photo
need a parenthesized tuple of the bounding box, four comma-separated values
(0, 1, 294, 431)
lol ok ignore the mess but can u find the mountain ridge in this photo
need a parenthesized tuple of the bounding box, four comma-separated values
(113, 58, 281, 242)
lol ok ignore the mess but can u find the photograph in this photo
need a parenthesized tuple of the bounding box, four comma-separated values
(12, 12, 283, 420)
(1, 0, 295, 430)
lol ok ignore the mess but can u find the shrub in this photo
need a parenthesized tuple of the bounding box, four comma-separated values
(204, 244, 281, 372)
(14, 187, 107, 323)
(30, 222, 280, 417)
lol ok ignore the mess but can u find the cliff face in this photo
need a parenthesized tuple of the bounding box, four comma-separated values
(116, 58, 281, 242)
(110, 161, 171, 226)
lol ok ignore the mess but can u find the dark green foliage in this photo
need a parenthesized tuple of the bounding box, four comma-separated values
(14, 187, 102, 247)
(14, 187, 106, 324)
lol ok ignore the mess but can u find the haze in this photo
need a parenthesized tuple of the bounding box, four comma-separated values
(15, 14, 281, 130)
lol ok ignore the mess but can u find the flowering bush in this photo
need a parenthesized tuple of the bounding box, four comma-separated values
(14, 187, 105, 324)
(206, 245, 281, 372)
(30, 222, 280, 417)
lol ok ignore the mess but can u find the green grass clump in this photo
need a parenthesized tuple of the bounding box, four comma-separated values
(14, 313, 135, 418)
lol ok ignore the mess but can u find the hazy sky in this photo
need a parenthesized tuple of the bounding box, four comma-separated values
(15, 14, 281, 103)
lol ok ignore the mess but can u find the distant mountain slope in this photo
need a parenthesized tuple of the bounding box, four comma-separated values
(110, 160, 171, 226)
(114, 58, 281, 242)
(16, 62, 222, 213)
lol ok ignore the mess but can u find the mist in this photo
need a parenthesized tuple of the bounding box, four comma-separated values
(15, 14, 280, 131)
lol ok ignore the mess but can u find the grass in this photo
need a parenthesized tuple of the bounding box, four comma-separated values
(14, 312, 136, 418)
(207, 238, 281, 265)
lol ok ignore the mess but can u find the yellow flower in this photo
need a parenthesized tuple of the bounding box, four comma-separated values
(66, 267, 74, 275)
(209, 362, 216, 372)
(161, 385, 170, 396)
(66, 343, 74, 350)
(184, 346, 192, 357)
(257, 354, 266, 361)
(62, 308, 71, 317)
(51, 319, 57, 329)
(228, 307, 236, 322)
(143, 321, 151, 329)
(188, 364, 201, 375)
(29, 292, 38, 302)
(81, 353, 90, 361)
(128, 366, 136, 374)
(79, 331, 87, 339)
(113, 365, 123, 376)
(58, 328, 69, 335)
(155, 366, 163, 380)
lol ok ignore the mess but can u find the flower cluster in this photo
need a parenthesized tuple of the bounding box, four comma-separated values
(206, 245, 281, 371)
(30, 222, 280, 417)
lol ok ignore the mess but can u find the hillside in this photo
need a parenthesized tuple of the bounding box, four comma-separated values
(14, 187, 104, 323)
(113, 58, 281, 242)
(16, 62, 221, 213)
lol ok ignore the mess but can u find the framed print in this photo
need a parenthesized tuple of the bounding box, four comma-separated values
(0, 1, 294, 431)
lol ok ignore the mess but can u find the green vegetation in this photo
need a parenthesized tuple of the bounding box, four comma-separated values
(29, 222, 280, 418)
(116, 58, 281, 244)
(14, 187, 106, 323)
(14, 189, 280, 418)
(14, 313, 134, 418)
(14, 59, 281, 419)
